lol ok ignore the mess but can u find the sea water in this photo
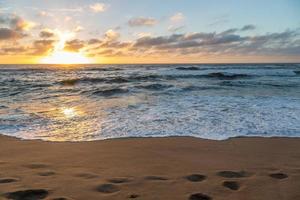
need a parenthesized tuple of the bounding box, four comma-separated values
(0, 64, 300, 141)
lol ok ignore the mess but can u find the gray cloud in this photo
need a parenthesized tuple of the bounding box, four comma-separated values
(220, 28, 238, 35)
(241, 24, 256, 31)
(1, 24, 299, 59)
(134, 34, 183, 47)
(168, 25, 185, 32)
(1, 14, 33, 31)
(0, 13, 31, 40)
(99, 41, 131, 48)
(64, 39, 85, 52)
(31, 39, 56, 55)
(88, 38, 102, 45)
(95, 49, 126, 57)
(0, 46, 26, 54)
(128, 17, 157, 27)
(131, 28, 300, 57)
(1, 39, 56, 55)
(0, 28, 22, 40)
(39, 29, 55, 38)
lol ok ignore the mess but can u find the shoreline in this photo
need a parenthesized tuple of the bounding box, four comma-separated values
(0, 135, 300, 199)
(1, 133, 300, 143)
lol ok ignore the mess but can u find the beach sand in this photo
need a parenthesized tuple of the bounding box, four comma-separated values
(0, 135, 300, 200)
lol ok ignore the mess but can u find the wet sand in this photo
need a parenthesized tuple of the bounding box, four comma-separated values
(0, 135, 300, 200)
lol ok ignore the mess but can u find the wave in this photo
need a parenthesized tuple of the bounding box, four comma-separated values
(59, 72, 253, 86)
(59, 77, 129, 86)
(205, 72, 251, 79)
(59, 75, 161, 86)
(220, 81, 299, 88)
(181, 85, 224, 91)
(176, 66, 200, 70)
(60, 79, 79, 86)
(135, 83, 173, 90)
(90, 88, 129, 97)
(0, 68, 52, 72)
(86, 67, 123, 71)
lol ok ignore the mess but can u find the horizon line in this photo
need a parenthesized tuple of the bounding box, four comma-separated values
(0, 62, 299, 65)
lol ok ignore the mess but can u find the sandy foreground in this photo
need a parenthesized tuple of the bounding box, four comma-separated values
(0, 135, 300, 200)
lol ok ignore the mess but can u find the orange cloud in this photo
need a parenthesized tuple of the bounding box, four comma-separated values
(90, 3, 108, 13)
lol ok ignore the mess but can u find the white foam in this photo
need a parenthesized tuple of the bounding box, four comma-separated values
(98, 95, 300, 140)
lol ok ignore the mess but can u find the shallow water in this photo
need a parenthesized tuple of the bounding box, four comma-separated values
(1, 64, 300, 141)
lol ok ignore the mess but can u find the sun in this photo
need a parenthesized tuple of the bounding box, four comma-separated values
(40, 31, 93, 64)
(41, 51, 92, 64)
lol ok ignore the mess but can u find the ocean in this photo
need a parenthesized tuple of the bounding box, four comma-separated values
(1, 64, 300, 141)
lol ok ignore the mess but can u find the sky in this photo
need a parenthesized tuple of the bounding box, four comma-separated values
(0, 0, 300, 64)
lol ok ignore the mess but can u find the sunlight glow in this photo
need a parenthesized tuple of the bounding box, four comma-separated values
(40, 30, 93, 64)
(41, 51, 92, 64)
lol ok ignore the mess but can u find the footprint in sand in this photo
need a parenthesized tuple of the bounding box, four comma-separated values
(217, 170, 250, 178)
(75, 173, 99, 179)
(269, 173, 288, 179)
(0, 161, 6, 165)
(222, 181, 240, 191)
(0, 178, 19, 184)
(185, 174, 206, 182)
(96, 184, 120, 194)
(4, 189, 49, 200)
(50, 197, 74, 200)
(108, 177, 132, 184)
(37, 171, 56, 177)
(189, 193, 212, 200)
(128, 194, 140, 199)
(23, 163, 49, 169)
(144, 176, 168, 181)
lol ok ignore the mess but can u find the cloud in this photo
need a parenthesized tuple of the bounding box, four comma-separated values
(131, 27, 300, 57)
(0, 46, 26, 54)
(134, 34, 182, 47)
(218, 25, 256, 35)
(168, 25, 185, 32)
(219, 28, 238, 36)
(128, 17, 157, 27)
(31, 39, 56, 55)
(0, 14, 32, 40)
(9, 16, 35, 31)
(90, 3, 108, 13)
(84, 29, 128, 53)
(99, 41, 131, 49)
(183, 32, 215, 40)
(0, 28, 23, 40)
(170, 13, 185, 23)
(39, 29, 55, 38)
(95, 49, 126, 57)
(64, 39, 85, 52)
(104, 29, 120, 41)
(135, 32, 243, 49)
(135, 32, 153, 38)
(0, 13, 35, 31)
(0, 38, 56, 56)
(1, 21, 299, 60)
(74, 26, 84, 32)
(241, 24, 256, 31)
(88, 38, 102, 45)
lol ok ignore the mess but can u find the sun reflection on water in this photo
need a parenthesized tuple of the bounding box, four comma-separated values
(61, 107, 77, 118)
(12, 95, 141, 141)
